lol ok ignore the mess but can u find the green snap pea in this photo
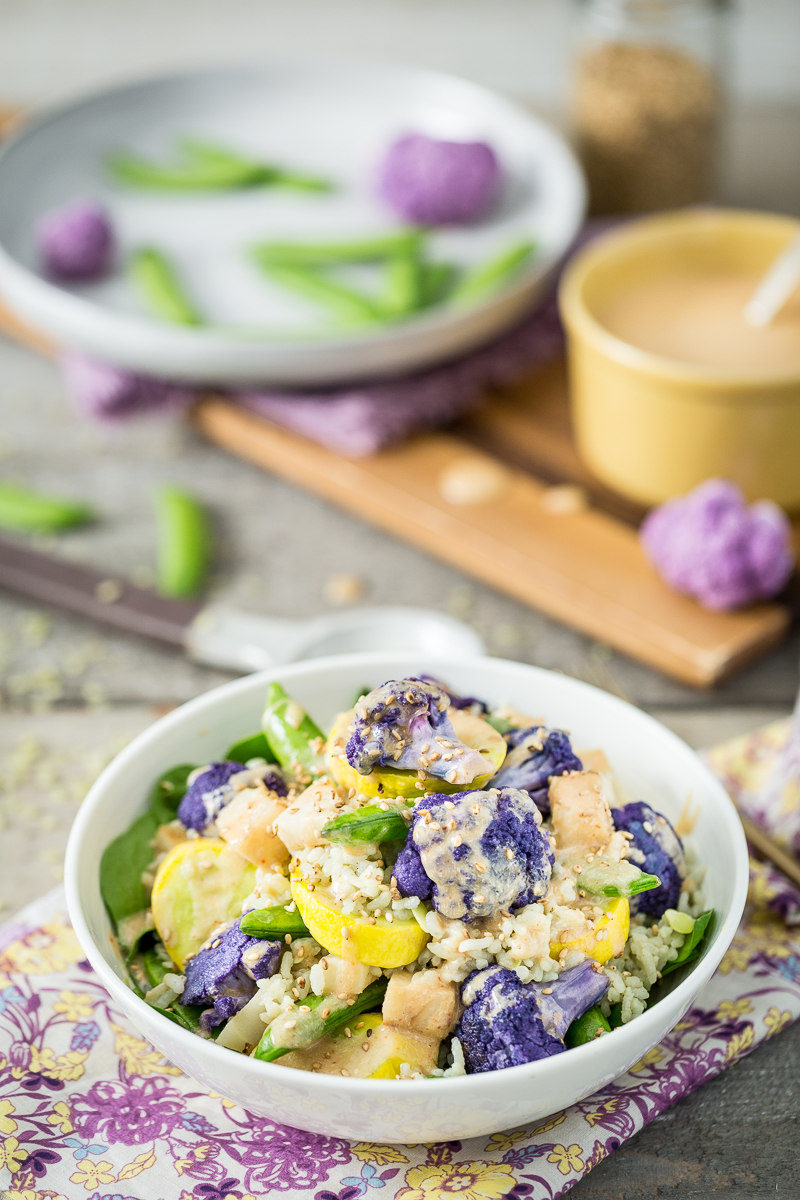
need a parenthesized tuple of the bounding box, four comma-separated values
(252, 229, 425, 267)
(261, 681, 326, 775)
(255, 262, 383, 326)
(179, 138, 331, 192)
(239, 905, 310, 939)
(154, 484, 211, 599)
(254, 978, 388, 1061)
(450, 239, 536, 308)
(419, 261, 457, 308)
(225, 732, 277, 765)
(109, 139, 330, 193)
(0, 481, 93, 533)
(573, 859, 661, 899)
(380, 254, 424, 317)
(322, 804, 412, 846)
(130, 248, 203, 326)
(565, 1005, 611, 1048)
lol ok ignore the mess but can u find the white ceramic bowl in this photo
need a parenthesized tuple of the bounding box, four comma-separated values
(65, 654, 747, 1142)
(0, 62, 585, 385)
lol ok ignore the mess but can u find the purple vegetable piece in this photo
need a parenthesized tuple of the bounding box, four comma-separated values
(491, 726, 583, 816)
(61, 351, 195, 421)
(612, 801, 685, 918)
(455, 960, 610, 1072)
(177, 761, 287, 831)
(419, 674, 488, 714)
(377, 134, 501, 226)
(394, 786, 553, 921)
(346, 678, 493, 786)
(180, 918, 281, 1032)
(640, 478, 795, 611)
(36, 200, 114, 281)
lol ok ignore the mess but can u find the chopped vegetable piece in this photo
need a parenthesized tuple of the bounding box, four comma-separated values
(149, 763, 197, 826)
(566, 1005, 611, 1048)
(280, 1012, 437, 1078)
(665, 908, 694, 934)
(150, 838, 256, 969)
(130, 247, 203, 326)
(239, 905, 310, 939)
(565, 857, 661, 899)
(109, 139, 330, 192)
(255, 262, 383, 326)
(491, 726, 583, 816)
(291, 875, 428, 968)
(450, 239, 536, 307)
(661, 909, 714, 976)
(141, 945, 206, 1032)
(261, 681, 326, 775)
(549, 896, 630, 965)
(252, 229, 424, 267)
(379, 253, 424, 317)
(0, 481, 93, 534)
(254, 978, 388, 1061)
(155, 484, 211, 599)
(180, 918, 281, 1031)
(36, 199, 114, 281)
(612, 801, 686, 918)
(321, 803, 411, 846)
(177, 138, 331, 191)
(100, 810, 158, 933)
(377, 134, 501, 226)
(225, 731, 277, 765)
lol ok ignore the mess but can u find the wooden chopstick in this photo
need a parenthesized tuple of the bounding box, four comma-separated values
(738, 813, 800, 890)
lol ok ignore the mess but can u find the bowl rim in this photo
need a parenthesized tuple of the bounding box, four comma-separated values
(65, 652, 749, 1097)
(559, 207, 800, 390)
(0, 59, 586, 385)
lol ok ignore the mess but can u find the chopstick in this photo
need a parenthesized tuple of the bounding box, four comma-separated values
(737, 812, 800, 890)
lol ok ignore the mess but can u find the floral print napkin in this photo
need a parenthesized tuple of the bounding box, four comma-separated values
(1, 718, 800, 1200)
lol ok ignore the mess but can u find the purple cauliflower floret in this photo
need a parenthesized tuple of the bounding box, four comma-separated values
(346, 678, 493, 787)
(491, 726, 583, 816)
(61, 351, 194, 422)
(455, 960, 610, 1073)
(180, 919, 281, 1032)
(640, 478, 795, 611)
(419, 675, 488, 715)
(612, 801, 686, 918)
(177, 761, 287, 832)
(377, 134, 501, 226)
(35, 199, 114, 282)
(394, 786, 553, 921)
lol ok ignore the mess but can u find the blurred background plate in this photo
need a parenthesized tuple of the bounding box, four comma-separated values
(0, 61, 585, 385)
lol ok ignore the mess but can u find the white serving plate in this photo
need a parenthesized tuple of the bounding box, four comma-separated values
(0, 62, 585, 385)
(65, 653, 747, 1143)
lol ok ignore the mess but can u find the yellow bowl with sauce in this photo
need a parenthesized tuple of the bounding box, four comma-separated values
(559, 208, 800, 509)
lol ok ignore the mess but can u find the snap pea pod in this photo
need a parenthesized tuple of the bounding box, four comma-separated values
(565, 1005, 611, 1048)
(130, 248, 203, 326)
(379, 254, 424, 317)
(239, 905, 310, 939)
(255, 263, 383, 326)
(450, 239, 536, 308)
(254, 978, 388, 1062)
(322, 803, 412, 846)
(179, 138, 331, 192)
(225, 731, 277, 765)
(141, 946, 207, 1034)
(661, 909, 714, 977)
(110, 152, 269, 190)
(0, 481, 93, 534)
(252, 229, 425, 267)
(570, 858, 661, 899)
(155, 484, 211, 599)
(261, 681, 326, 775)
(419, 261, 457, 308)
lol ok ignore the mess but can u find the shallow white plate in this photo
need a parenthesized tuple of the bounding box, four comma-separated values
(0, 62, 585, 385)
(65, 653, 747, 1142)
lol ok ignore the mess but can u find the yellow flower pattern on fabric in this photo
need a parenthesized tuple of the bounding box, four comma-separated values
(719, 915, 794, 974)
(582, 1098, 624, 1126)
(484, 1130, 529, 1155)
(716, 998, 754, 1020)
(69, 1158, 116, 1190)
(764, 1007, 792, 1037)
(724, 1024, 755, 1062)
(110, 1022, 182, 1077)
(0, 1100, 17, 1135)
(352, 1144, 411, 1165)
(0, 917, 84, 976)
(0, 1136, 28, 1172)
(628, 1046, 665, 1074)
(46, 1101, 74, 1135)
(546, 1145, 584, 1175)
(29, 1045, 89, 1082)
(398, 1160, 516, 1200)
(53, 990, 94, 1021)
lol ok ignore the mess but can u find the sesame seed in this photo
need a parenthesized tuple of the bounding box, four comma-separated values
(475, 862, 486, 873)
(321, 959, 328, 970)
(421, 743, 430, 752)
(442, 753, 453, 761)
(362, 1042, 370, 1051)
(322, 1008, 331, 1018)
(541, 987, 553, 995)
(443, 800, 455, 809)
(505, 848, 514, 860)
(342, 927, 350, 940)
(472, 803, 482, 814)
(475, 894, 486, 904)
(574, 865, 582, 874)
(356, 1020, 364, 1029)
(284, 1019, 297, 1029)
(285, 934, 293, 944)
(367, 1027, 373, 1037)
(344, 1027, 352, 1038)
(299, 1005, 311, 1012)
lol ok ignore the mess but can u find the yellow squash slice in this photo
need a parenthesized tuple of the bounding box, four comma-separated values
(326, 708, 506, 800)
(549, 896, 630, 966)
(291, 875, 428, 968)
(279, 1012, 439, 1078)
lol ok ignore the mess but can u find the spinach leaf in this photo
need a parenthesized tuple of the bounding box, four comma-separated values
(149, 763, 197, 825)
(141, 946, 209, 1033)
(225, 732, 276, 765)
(661, 909, 715, 977)
(100, 810, 159, 932)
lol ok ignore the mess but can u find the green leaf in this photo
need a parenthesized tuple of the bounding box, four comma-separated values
(155, 484, 211, 599)
(240, 905, 309, 938)
(225, 732, 277, 765)
(100, 810, 159, 931)
(141, 945, 208, 1033)
(565, 1005, 611, 1048)
(322, 804, 411, 846)
(661, 909, 715, 977)
(484, 714, 514, 736)
(0, 481, 94, 533)
(149, 763, 197, 825)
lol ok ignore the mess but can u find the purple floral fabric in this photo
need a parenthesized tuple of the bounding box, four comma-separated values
(1, 718, 799, 1200)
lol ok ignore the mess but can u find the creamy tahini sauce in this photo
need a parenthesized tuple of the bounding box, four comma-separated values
(413, 789, 543, 921)
(599, 270, 800, 370)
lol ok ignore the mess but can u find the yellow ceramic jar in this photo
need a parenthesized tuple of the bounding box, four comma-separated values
(559, 209, 800, 510)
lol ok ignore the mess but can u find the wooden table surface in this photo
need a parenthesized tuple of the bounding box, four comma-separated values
(1, 331, 798, 1196)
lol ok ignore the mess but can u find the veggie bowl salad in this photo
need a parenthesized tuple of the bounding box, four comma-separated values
(101, 676, 712, 1079)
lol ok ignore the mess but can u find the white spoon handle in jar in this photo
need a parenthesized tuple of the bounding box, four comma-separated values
(744, 230, 800, 327)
